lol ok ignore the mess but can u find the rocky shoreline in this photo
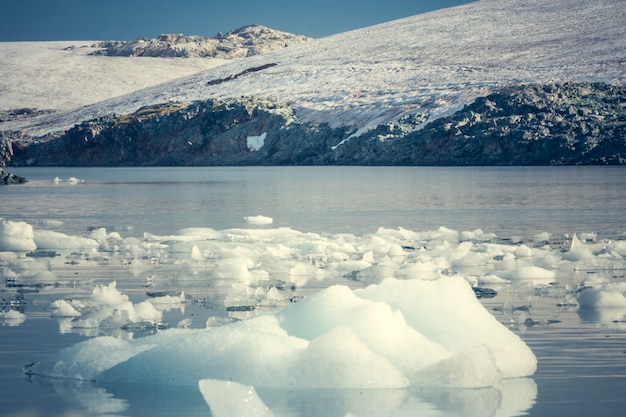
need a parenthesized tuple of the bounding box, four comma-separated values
(1, 83, 624, 167)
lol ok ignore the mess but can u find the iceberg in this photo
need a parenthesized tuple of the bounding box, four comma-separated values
(28, 276, 536, 389)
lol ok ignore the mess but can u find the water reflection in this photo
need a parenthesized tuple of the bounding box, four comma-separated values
(26, 375, 537, 417)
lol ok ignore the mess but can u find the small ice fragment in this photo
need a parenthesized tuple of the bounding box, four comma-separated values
(1, 309, 27, 320)
(243, 215, 273, 225)
(0, 220, 37, 251)
(177, 318, 192, 328)
(50, 299, 81, 317)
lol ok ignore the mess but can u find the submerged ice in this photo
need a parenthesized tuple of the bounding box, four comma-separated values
(2, 217, 625, 393)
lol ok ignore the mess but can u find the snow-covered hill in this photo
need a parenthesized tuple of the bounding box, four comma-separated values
(92, 25, 311, 58)
(0, 41, 227, 111)
(1, 0, 625, 137)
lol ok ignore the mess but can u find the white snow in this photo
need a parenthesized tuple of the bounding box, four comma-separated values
(246, 132, 267, 151)
(0, 41, 226, 111)
(1, 0, 624, 138)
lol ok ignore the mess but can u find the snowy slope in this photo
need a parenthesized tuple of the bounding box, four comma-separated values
(2, 0, 625, 137)
(0, 41, 227, 111)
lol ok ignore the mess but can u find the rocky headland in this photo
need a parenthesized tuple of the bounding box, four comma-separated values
(2, 83, 624, 167)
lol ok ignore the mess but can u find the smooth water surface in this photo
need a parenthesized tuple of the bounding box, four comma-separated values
(4, 166, 626, 239)
(1, 166, 626, 417)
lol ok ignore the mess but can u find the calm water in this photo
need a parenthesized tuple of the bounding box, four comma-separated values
(1, 166, 626, 417)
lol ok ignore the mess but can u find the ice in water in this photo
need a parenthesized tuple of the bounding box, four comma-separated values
(1, 218, 625, 414)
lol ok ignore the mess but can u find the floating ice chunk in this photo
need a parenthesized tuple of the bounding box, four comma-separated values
(477, 274, 511, 285)
(30, 277, 536, 389)
(532, 232, 551, 244)
(578, 283, 626, 308)
(199, 379, 273, 417)
(213, 257, 255, 281)
(0, 220, 36, 251)
(91, 281, 129, 306)
(66, 176, 84, 184)
(1, 309, 27, 322)
(499, 266, 556, 282)
(52, 176, 84, 184)
(177, 318, 192, 328)
(34, 229, 98, 250)
(50, 299, 81, 317)
(563, 234, 595, 261)
(451, 251, 489, 267)
(191, 245, 204, 261)
(134, 301, 163, 322)
(40, 219, 64, 227)
(148, 292, 186, 305)
(514, 244, 533, 258)
(50, 281, 166, 327)
(243, 215, 274, 225)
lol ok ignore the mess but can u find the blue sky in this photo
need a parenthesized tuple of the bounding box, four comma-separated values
(1, 0, 473, 41)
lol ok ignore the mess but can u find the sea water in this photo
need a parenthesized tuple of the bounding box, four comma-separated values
(1, 166, 625, 417)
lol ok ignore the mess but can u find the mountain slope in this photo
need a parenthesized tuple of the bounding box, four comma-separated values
(0, 41, 227, 112)
(2, 0, 624, 139)
(1, 0, 625, 167)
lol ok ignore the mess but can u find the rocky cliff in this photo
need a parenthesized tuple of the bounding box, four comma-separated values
(3, 83, 625, 167)
(91, 25, 311, 59)
(333, 83, 626, 165)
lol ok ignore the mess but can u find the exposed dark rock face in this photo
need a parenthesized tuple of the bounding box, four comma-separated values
(0, 168, 26, 184)
(0, 108, 56, 123)
(332, 83, 626, 165)
(3, 83, 625, 167)
(6, 98, 346, 166)
(91, 25, 311, 59)
(0, 131, 31, 167)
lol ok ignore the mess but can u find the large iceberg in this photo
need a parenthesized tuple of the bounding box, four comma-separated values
(28, 276, 535, 389)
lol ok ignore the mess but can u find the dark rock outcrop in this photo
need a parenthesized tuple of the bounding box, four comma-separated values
(0, 131, 31, 167)
(0, 108, 56, 123)
(331, 83, 626, 165)
(6, 98, 346, 166)
(91, 25, 311, 59)
(0, 168, 26, 184)
(3, 83, 625, 167)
